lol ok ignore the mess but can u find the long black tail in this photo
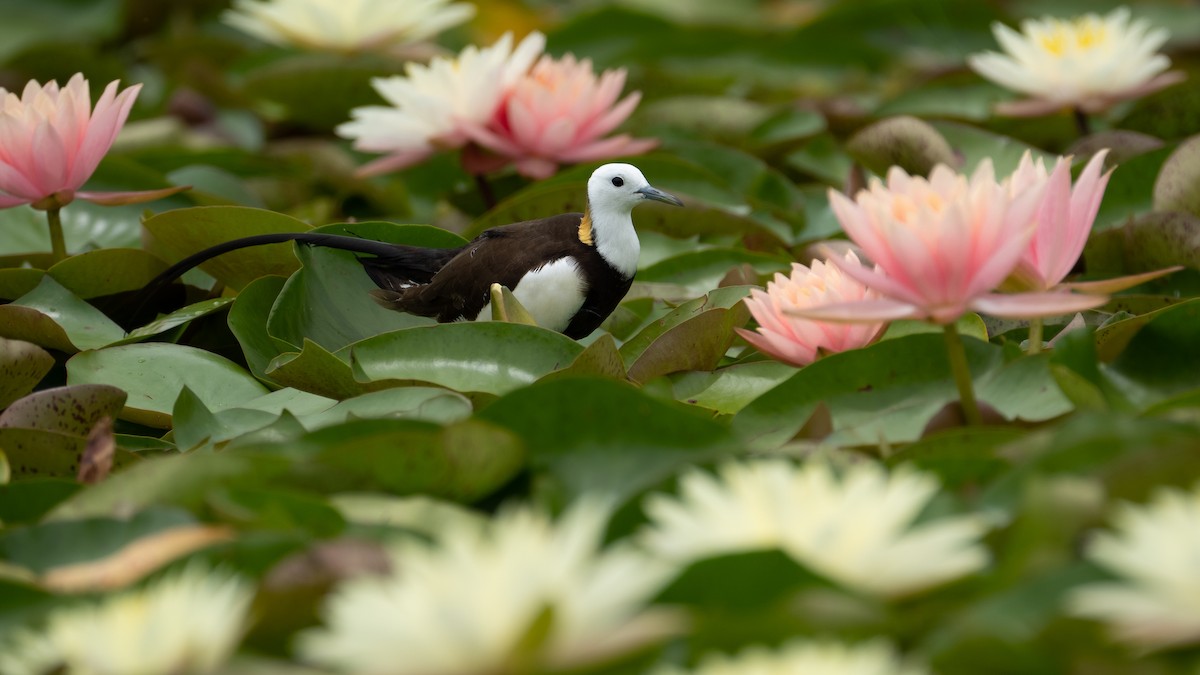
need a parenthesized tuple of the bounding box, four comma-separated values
(135, 232, 462, 319)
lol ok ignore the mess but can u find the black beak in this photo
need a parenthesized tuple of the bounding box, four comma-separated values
(636, 184, 683, 207)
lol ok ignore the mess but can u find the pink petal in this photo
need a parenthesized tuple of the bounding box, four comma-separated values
(1060, 267, 1183, 294)
(69, 82, 140, 189)
(736, 327, 812, 367)
(31, 119, 68, 194)
(77, 185, 190, 205)
(0, 160, 42, 201)
(513, 156, 558, 179)
(819, 245, 926, 308)
(579, 91, 641, 140)
(556, 134, 656, 163)
(969, 291, 1107, 319)
(0, 191, 28, 207)
(784, 298, 923, 323)
(1028, 156, 1075, 287)
(354, 149, 435, 177)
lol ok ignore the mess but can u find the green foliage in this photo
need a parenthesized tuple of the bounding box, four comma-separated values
(2, 1, 1200, 672)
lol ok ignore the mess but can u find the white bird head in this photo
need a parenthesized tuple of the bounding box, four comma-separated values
(586, 163, 683, 215)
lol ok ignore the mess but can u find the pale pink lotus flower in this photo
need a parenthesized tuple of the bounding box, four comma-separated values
(736, 251, 885, 367)
(0, 74, 184, 211)
(968, 8, 1185, 117)
(337, 32, 546, 177)
(789, 159, 1107, 326)
(468, 54, 657, 179)
(1007, 149, 1180, 295)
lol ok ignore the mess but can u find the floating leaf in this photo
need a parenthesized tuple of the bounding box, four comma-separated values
(476, 377, 736, 502)
(352, 323, 584, 396)
(0, 338, 54, 409)
(0, 276, 125, 352)
(47, 248, 169, 299)
(847, 115, 959, 177)
(0, 384, 126, 437)
(142, 206, 311, 291)
(283, 418, 526, 502)
(67, 344, 269, 428)
(1153, 133, 1200, 217)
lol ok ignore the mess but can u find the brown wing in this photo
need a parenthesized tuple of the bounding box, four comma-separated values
(372, 213, 587, 322)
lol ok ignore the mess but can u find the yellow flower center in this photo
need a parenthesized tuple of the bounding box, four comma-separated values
(1038, 17, 1108, 57)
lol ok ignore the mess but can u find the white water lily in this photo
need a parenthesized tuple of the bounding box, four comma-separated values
(967, 7, 1185, 116)
(654, 639, 928, 675)
(641, 460, 991, 598)
(299, 500, 681, 675)
(337, 31, 545, 176)
(1067, 483, 1200, 651)
(223, 0, 475, 52)
(0, 564, 253, 675)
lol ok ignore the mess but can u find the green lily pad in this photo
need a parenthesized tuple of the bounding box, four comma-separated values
(267, 339, 391, 400)
(142, 206, 311, 291)
(119, 298, 235, 344)
(1153, 133, 1200, 218)
(281, 418, 526, 502)
(265, 223, 461, 353)
(476, 376, 737, 502)
(0, 268, 45, 301)
(671, 361, 797, 415)
(47, 248, 169, 299)
(0, 384, 126, 437)
(0, 338, 54, 410)
(228, 275, 293, 381)
(732, 334, 1069, 450)
(0, 276, 126, 353)
(67, 343, 269, 428)
(352, 323, 584, 396)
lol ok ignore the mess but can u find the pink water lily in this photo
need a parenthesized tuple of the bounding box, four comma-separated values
(1007, 149, 1180, 295)
(0, 74, 184, 211)
(468, 54, 657, 179)
(737, 251, 885, 367)
(789, 159, 1107, 326)
(337, 32, 545, 177)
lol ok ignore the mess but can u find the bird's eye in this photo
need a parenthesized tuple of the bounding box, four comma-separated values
(611, 177, 624, 187)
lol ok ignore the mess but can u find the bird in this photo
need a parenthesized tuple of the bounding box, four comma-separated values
(139, 163, 683, 339)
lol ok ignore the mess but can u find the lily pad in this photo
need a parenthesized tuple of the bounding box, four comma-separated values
(352, 323, 584, 396)
(0, 338, 54, 409)
(67, 344, 269, 428)
(0, 276, 126, 353)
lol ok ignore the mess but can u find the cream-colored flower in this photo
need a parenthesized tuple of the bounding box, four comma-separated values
(223, 0, 474, 52)
(1067, 483, 1200, 651)
(654, 639, 928, 675)
(641, 460, 990, 598)
(337, 31, 545, 176)
(299, 500, 680, 674)
(0, 564, 253, 675)
(967, 7, 1185, 116)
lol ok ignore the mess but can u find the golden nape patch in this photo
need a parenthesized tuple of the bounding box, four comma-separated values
(578, 213, 594, 245)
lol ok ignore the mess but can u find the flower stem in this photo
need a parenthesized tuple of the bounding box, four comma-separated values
(1027, 318, 1044, 355)
(46, 207, 66, 263)
(473, 173, 497, 211)
(1072, 107, 1092, 137)
(943, 322, 982, 426)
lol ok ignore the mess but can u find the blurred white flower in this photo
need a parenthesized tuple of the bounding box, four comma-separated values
(299, 500, 681, 674)
(337, 31, 545, 176)
(641, 460, 990, 598)
(654, 639, 928, 675)
(968, 7, 1185, 116)
(1068, 483, 1200, 651)
(0, 564, 253, 675)
(223, 0, 475, 52)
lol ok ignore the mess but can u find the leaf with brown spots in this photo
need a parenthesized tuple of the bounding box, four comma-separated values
(77, 416, 115, 485)
(0, 384, 127, 437)
(0, 337, 54, 410)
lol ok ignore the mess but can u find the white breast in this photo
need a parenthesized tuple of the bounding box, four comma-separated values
(476, 257, 587, 332)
